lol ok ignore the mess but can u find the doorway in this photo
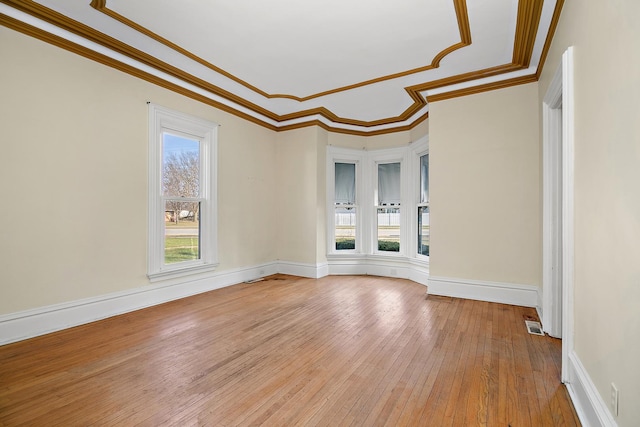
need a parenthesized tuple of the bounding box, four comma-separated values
(542, 47, 574, 383)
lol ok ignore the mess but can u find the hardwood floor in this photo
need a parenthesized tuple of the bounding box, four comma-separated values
(0, 275, 580, 426)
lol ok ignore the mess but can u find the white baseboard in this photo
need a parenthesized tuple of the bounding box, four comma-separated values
(326, 256, 429, 286)
(0, 262, 279, 345)
(566, 350, 617, 427)
(1, 262, 541, 346)
(277, 261, 329, 279)
(427, 276, 538, 307)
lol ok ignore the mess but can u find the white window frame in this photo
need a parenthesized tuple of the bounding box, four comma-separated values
(327, 145, 420, 260)
(371, 149, 407, 257)
(327, 148, 363, 254)
(411, 137, 430, 261)
(148, 104, 219, 281)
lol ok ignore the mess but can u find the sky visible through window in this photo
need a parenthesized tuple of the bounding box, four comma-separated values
(163, 133, 199, 160)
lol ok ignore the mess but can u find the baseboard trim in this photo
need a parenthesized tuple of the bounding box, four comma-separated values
(0, 262, 279, 345)
(326, 256, 429, 286)
(1, 263, 541, 346)
(427, 276, 538, 307)
(566, 350, 617, 427)
(277, 261, 329, 279)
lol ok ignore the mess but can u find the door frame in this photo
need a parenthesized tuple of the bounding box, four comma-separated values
(542, 47, 575, 383)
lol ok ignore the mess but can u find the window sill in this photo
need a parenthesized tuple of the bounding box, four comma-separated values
(147, 262, 219, 283)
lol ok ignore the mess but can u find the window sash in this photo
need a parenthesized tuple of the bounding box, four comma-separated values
(378, 162, 401, 205)
(335, 205, 357, 250)
(148, 104, 218, 281)
(335, 162, 356, 205)
(420, 154, 429, 204)
(377, 207, 401, 252)
(417, 204, 429, 257)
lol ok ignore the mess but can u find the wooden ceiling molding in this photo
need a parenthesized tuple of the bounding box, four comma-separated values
(90, 0, 472, 102)
(512, 0, 545, 67)
(0, 0, 563, 135)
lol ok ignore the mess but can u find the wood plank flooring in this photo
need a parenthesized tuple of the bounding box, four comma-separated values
(0, 275, 580, 426)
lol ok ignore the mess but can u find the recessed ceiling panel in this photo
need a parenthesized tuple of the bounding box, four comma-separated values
(2, 0, 562, 134)
(109, 0, 462, 97)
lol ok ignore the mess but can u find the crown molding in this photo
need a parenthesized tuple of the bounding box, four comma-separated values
(0, 0, 563, 134)
(425, 74, 538, 103)
(536, 0, 565, 80)
(90, 0, 472, 102)
(512, 0, 544, 67)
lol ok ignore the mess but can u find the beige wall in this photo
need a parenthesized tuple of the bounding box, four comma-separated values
(325, 117, 428, 151)
(429, 83, 541, 286)
(538, 1, 640, 424)
(410, 118, 429, 142)
(0, 28, 278, 314)
(0, 25, 429, 316)
(327, 129, 413, 150)
(275, 127, 322, 264)
(315, 128, 328, 264)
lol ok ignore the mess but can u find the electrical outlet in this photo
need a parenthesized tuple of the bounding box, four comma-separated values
(610, 383, 619, 416)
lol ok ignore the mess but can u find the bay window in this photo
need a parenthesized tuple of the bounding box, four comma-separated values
(327, 141, 428, 263)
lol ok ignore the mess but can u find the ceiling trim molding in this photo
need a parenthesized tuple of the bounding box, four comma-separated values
(536, 0, 564, 80)
(0, 0, 562, 134)
(2, 0, 418, 128)
(0, 12, 279, 129)
(512, 0, 544, 67)
(0, 11, 424, 137)
(277, 111, 430, 136)
(90, 0, 472, 102)
(409, 63, 523, 94)
(425, 74, 538, 103)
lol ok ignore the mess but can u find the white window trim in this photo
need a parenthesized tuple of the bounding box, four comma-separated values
(327, 148, 363, 254)
(327, 138, 428, 264)
(371, 149, 408, 257)
(411, 137, 429, 262)
(148, 104, 219, 281)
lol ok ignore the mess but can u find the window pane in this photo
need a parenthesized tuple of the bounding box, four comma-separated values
(335, 206, 356, 250)
(420, 154, 429, 203)
(162, 133, 200, 197)
(377, 207, 400, 252)
(378, 162, 401, 205)
(335, 163, 355, 205)
(418, 206, 429, 256)
(165, 200, 200, 264)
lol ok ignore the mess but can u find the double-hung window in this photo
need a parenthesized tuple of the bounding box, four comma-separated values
(334, 162, 357, 251)
(148, 105, 218, 280)
(417, 153, 429, 257)
(376, 162, 401, 252)
(328, 137, 428, 262)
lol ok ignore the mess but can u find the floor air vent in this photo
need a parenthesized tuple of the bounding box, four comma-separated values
(525, 320, 545, 336)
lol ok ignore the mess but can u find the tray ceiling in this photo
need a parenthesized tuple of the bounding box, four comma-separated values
(0, 0, 562, 135)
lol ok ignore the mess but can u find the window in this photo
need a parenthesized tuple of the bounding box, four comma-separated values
(148, 104, 218, 280)
(376, 162, 401, 252)
(417, 153, 429, 257)
(334, 162, 357, 251)
(327, 138, 428, 262)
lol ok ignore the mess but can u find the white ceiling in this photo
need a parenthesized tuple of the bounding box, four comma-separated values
(0, 0, 561, 134)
